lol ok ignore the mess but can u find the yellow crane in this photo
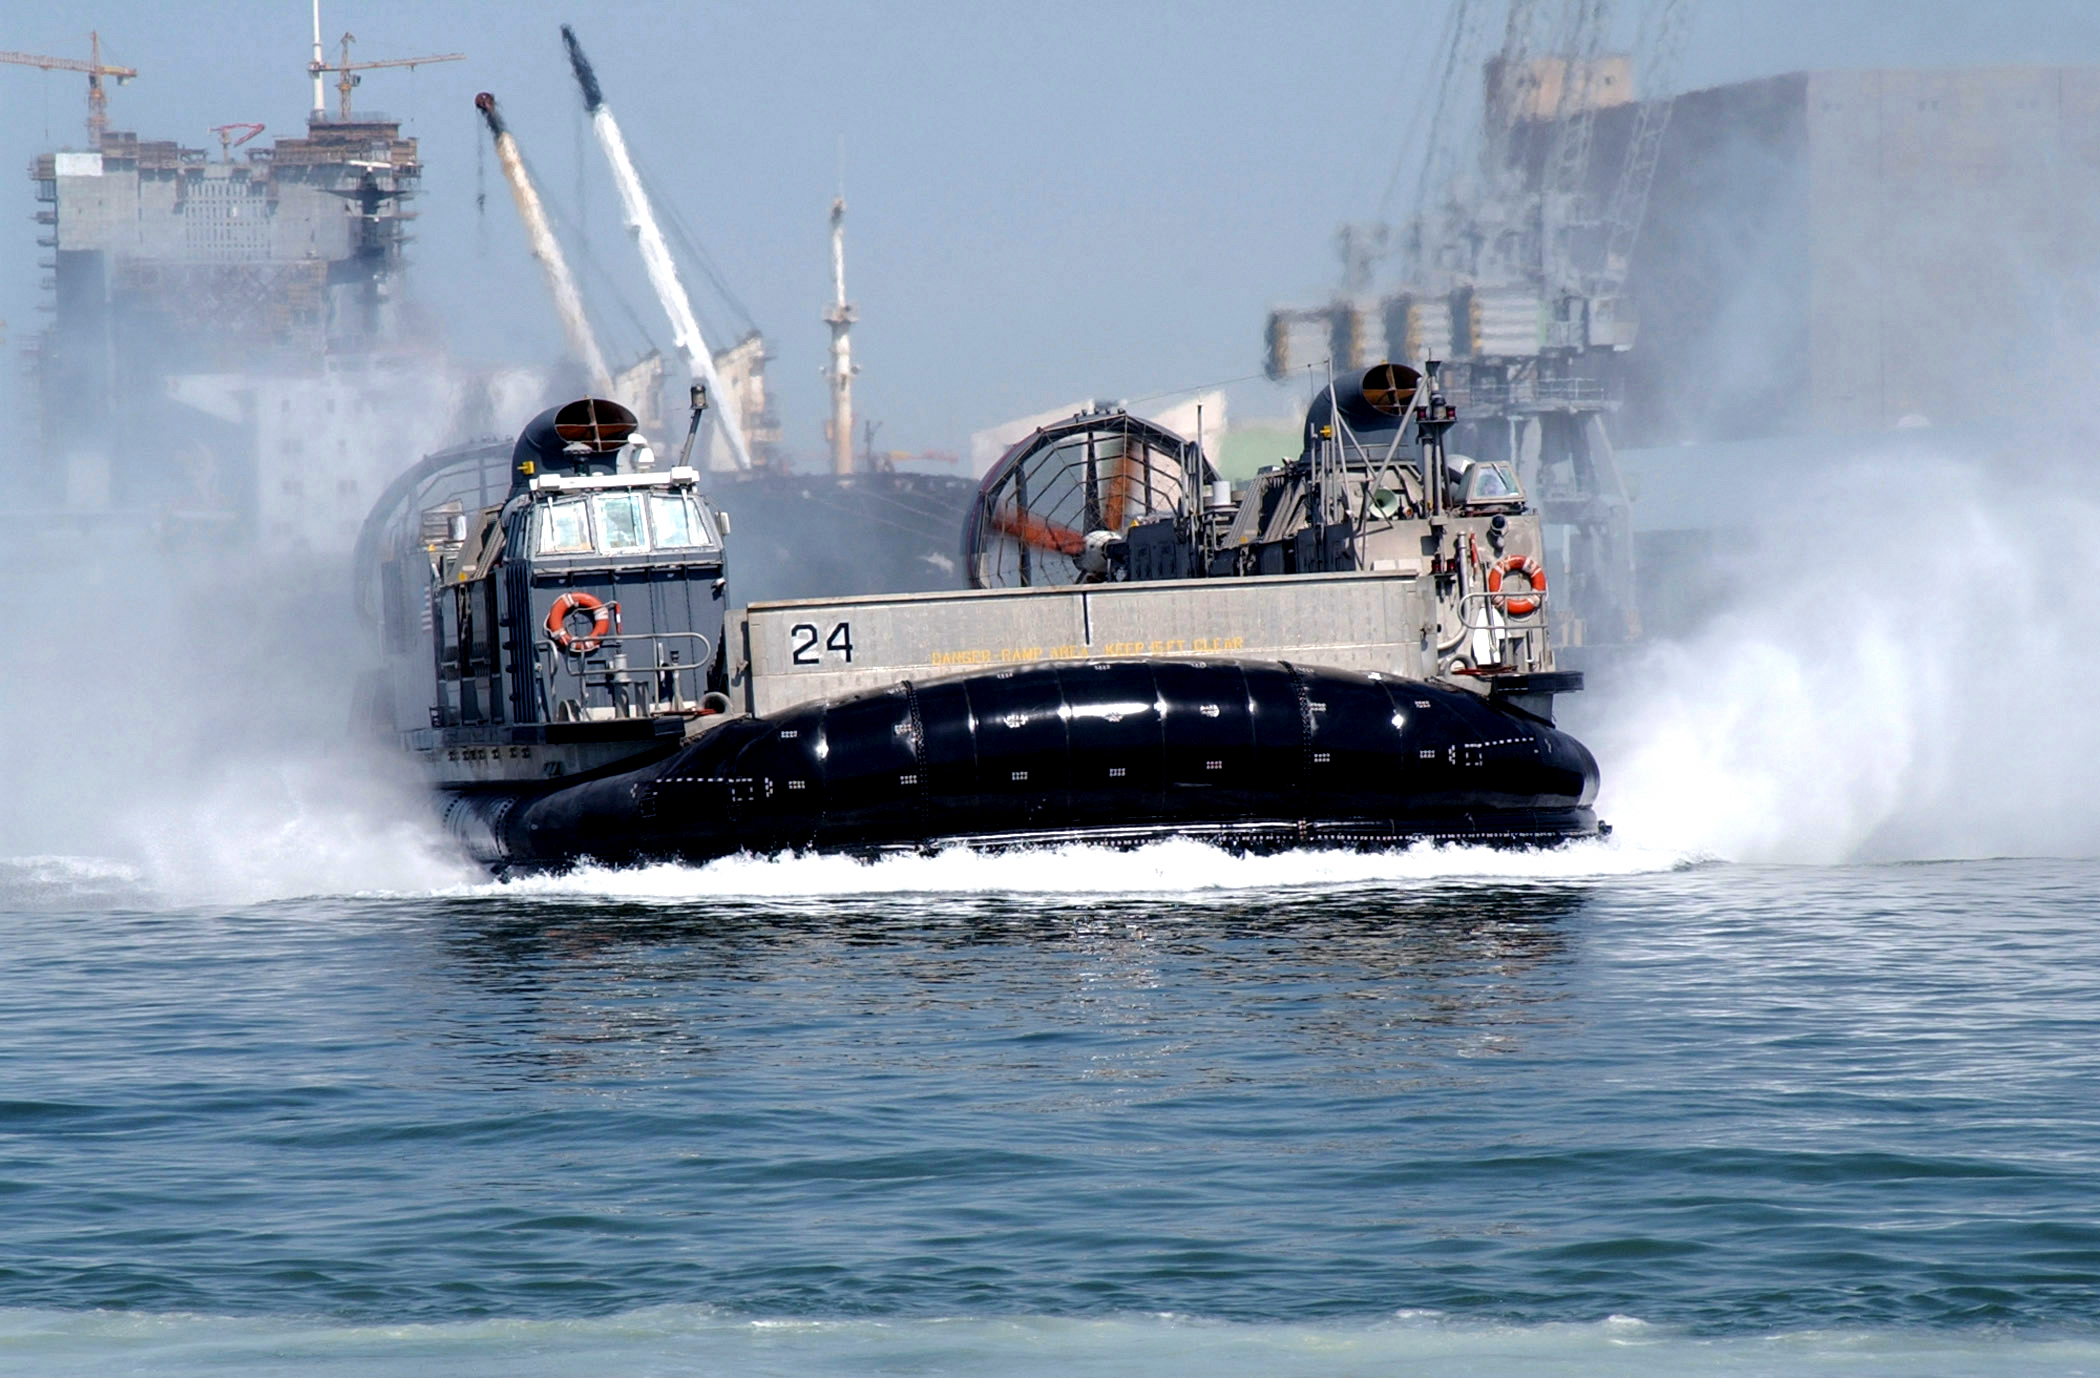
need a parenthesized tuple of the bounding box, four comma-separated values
(309, 31, 462, 121)
(0, 32, 137, 149)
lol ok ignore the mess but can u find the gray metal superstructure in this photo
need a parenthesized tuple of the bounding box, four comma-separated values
(949, 363, 1568, 702)
(361, 398, 730, 792)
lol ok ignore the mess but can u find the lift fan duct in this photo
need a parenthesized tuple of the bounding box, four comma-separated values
(963, 410, 1218, 589)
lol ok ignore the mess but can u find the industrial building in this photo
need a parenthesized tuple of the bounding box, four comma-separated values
(1264, 46, 2100, 650)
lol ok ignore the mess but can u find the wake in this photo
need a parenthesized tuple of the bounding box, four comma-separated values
(464, 834, 1690, 904)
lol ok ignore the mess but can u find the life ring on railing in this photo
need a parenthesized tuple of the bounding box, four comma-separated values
(545, 591, 613, 653)
(1487, 555, 1545, 617)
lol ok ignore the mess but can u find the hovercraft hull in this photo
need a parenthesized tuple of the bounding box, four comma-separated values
(444, 658, 1599, 871)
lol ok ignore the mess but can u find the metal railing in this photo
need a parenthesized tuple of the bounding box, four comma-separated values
(1441, 589, 1551, 676)
(534, 629, 714, 723)
(1443, 375, 1612, 410)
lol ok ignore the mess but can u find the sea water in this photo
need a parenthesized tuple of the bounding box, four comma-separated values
(2, 844, 2097, 1376)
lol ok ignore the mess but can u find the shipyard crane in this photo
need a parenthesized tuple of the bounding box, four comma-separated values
(1537, 0, 1619, 292)
(308, 24, 462, 121)
(0, 33, 136, 149)
(1597, 0, 1692, 295)
(475, 91, 614, 396)
(1271, 0, 1695, 385)
(560, 25, 753, 471)
(1263, 0, 1693, 652)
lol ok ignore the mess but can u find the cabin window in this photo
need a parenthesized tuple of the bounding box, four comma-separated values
(1460, 462, 1524, 507)
(648, 493, 706, 548)
(537, 498, 592, 554)
(1473, 464, 1517, 498)
(594, 493, 648, 552)
(689, 497, 722, 547)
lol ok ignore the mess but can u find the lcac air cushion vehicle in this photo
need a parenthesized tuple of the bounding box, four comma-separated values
(357, 364, 1600, 871)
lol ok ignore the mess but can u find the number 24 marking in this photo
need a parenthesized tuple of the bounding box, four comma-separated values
(790, 621, 854, 665)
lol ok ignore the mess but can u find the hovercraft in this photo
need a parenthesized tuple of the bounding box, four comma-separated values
(358, 363, 1600, 871)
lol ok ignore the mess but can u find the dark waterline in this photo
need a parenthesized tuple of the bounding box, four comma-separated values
(1, 854, 2096, 1337)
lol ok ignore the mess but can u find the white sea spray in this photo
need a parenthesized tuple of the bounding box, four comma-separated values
(1584, 447, 2100, 864)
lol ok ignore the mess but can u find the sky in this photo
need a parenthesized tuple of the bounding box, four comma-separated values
(2, 0, 2098, 461)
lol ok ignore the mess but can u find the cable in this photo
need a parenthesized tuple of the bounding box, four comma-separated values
(1124, 367, 1298, 408)
(1375, 0, 1465, 226)
(636, 163, 759, 336)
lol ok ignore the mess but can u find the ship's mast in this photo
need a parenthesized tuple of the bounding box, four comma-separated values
(824, 194, 857, 476)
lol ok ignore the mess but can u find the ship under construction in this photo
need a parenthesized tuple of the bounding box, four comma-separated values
(22, 99, 439, 549)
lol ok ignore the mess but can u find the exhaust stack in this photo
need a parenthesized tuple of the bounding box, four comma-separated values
(475, 91, 614, 396)
(561, 25, 752, 472)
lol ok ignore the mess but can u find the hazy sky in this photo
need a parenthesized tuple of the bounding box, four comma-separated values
(3, 1, 2097, 459)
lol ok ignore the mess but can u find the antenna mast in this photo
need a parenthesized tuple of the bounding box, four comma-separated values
(311, 1, 325, 117)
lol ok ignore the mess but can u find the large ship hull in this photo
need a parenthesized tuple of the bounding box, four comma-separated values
(443, 658, 1600, 871)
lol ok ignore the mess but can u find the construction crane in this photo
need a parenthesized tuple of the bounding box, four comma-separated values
(307, 12, 461, 122)
(210, 122, 266, 162)
(0, 32, 137, 149)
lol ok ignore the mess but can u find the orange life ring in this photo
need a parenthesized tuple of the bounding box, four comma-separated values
(545, 590, 613, 653)
(1487, 555, 1545, 617)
